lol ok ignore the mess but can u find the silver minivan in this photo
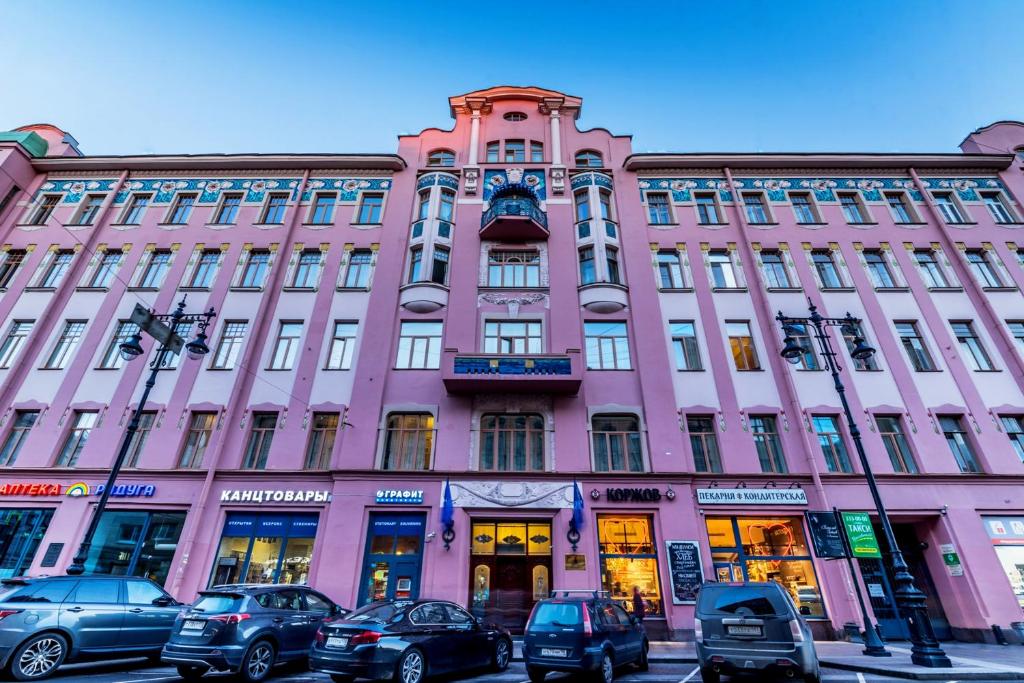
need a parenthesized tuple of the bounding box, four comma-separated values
(0, 575, 180, 680)
(694, 582, 819, 683)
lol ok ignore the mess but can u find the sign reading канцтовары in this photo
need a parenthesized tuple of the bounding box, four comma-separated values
(696, 488, 808, 505)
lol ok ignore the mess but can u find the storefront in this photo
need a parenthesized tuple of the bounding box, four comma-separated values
(210, 512, 319, 586)
(83, 510, 187, 585)
(597, 514, 664, 618)
(985, 516, 1024, 608)
(0, 508, 54, 579)
(359, 513, 426, 605)
(469, 519, 552, 632)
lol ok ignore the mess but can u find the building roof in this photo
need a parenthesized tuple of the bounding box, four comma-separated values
(623, 152, 1014, 171)
(31, 152, 406, 172)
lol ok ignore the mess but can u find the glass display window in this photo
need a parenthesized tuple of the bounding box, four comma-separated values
(984, 516, 1024, 609)
(210, 513, 318, 587)
(597, 515, 664, 618)
(0, 509, 55, 579)
(84, 510, 186, 585)
(472, 522, 551, 556)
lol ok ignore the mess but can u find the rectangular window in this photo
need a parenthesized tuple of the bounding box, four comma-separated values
(839, 192, 865, 223)
(123, 411, 156, 468)
(430, 246, 449, 285)
(750, 415, 787, 473)
(760, 250, 792, 288)
(504, 140, 525, 163)
(484, 320, 542, 354)
(408, 247, 422, 282)
(842, 322, 879, 371)
(1000, 416, 1024, 462)
(592, 415, 644, 472)
(0, 186, 19, 219)
(305, 412, 338, 470)
(708, 250, 738, 288)
(742, 193, 769, 224)
(40, 250, 74, 288)
(0, 321, 33, 369)
(951, 320, 994, 371)
(727, 321, 760, 371)
(1009, 321, 1024, 356)
(416, 189, 431, 221)
(396, 321, 442, 369)
(480, 414, 544, 472)
(357, 193, 384, 223)
(530, 141, 544, 163)
(121, 194, 151, 225)
(382, 413, 433, 470)
(437, 189, 455, 222)
(811, 249, 843, 289)
(914, 249, 949, 288)
(242, 413, 277, 469)
(178, 412, 216, 468)
(343, 250, 373, 288)
(310, 193, 335, 224)
(260, 193, 288, 224)
(99, 320, 140, 369)
(211, 320, 248, 369)
(87, 249, 122, 288)
(790, 192, 817, 223)
(187, 249, 220, 288)
(239, 249, 270, 288)
(167, 194, 196, 224)
(0, 410, 39, 466)
(584, 321, 631, 370)
(161, 321, 193, 371)
(695, 193, 721, 224)
(895, 321, 936, 371)
(326, 321, 357, 369)
(966, 249, 1003, 288)
(864, 249, 897, 288)
(605, 246, 621, 285)
(670, 321, 702, 370)
(45, 320, 86, 369)
(75, 195, 105, 226)
(0, 250, 26, 289)
(885, 192, 914, 223)
(656, 250, 685, 289)
(785, 322, 819, 370)
(269, 321, 303, 370)
(488, 250, 540, 288)
(485, 142, 499, 163)
(933, 192, 965, 223)
(876, 415, 918, 473)
(574, 190, 591, 222)
(812, 415, 853, 473)
(291, 249, 321, 288)
(29, 195, 60, 225)
(55, 411, 98, 467)
(646, 192, 671, 224)
(687, 416, 722, 473)
(940, 416, 981, 473)
(981, 191, 1014, 223)
(138, 249, 172, 288)
(579, 247, 596, 285)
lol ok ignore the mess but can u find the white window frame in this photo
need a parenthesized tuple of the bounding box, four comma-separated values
(931, 191, 969, 224)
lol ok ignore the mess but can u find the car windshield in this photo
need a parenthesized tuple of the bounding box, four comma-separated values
(346, 602, 401, 623)
(191, 593, 241, 613)
(701, 586, 781, 616)
(531, 602, 580, 627)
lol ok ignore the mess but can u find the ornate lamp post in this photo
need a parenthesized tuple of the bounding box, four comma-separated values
(67, 298, 216, 576)
(776, 300, 950, 668)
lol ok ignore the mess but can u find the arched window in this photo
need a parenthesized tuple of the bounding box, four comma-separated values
(480, 413, 544, 472)
(426, 149, 455, 167)
(575, 150, 603, 168)
(504, 112, 528, 122)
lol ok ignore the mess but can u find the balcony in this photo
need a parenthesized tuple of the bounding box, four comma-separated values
(442, 350, 582, 394)
(480, 184, 549, 240)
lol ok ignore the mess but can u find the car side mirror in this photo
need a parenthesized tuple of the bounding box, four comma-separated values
(153, 596, 175, 607)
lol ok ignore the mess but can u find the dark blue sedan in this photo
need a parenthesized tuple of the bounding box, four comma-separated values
(310, 600, 512, 683)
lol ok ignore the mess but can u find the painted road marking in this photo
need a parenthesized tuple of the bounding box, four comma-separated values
(679, 665, 700, 682)
(857, 673, 866, 683)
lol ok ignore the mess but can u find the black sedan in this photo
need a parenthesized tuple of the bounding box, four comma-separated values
(309, 599, 512, 683)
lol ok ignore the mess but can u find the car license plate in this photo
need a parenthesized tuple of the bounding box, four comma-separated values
(182, 620, 206, 631)
(540, 648, 567, 657)
(727, 625, 762, 636)
(326, 636, 349, 649)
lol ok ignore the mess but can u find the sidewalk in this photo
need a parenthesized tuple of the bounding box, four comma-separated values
(512, 639, 1024, 679)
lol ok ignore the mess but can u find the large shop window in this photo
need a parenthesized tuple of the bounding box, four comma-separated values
(359, 513, 426, 605)
(211, 513, 318, 587)
(0, 509, 54, 579)
(705, 516, 824, 618)
(597, 515, 663, 618)
(985, 516, 1024, 609)
(83, 511, 186, 585)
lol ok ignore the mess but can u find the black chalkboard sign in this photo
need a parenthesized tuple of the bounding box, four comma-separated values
(806, 511, 847, 558)
(665, 540, 703, 604)
(40, 543, 63, 568)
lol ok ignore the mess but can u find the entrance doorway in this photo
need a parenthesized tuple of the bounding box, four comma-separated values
(470, 519, 552, 633)
(358, 513, 426, 606)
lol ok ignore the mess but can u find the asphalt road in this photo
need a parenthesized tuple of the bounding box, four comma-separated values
(24, 658, 1005, 683)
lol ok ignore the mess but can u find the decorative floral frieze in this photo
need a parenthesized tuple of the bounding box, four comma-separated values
(479, 292, 547, 306)
(113, 177, 301, 205)
(482, 169, 546, 201)
(299, 177, 391, 202)
(417, 173, 459, 191)
(919, 177, 1006, 202)
(570, 172, 613, 191)
(638, 178, 733, 202)
(37, 178, 119, 203)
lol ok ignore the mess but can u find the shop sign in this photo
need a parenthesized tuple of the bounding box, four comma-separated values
(93, 484, 155, 497)
(806, 511, 847, 559)
(605, 487, 662, 503)
(565, 553, 586, 571)
(940, 543, 963, 577)
(375, 489, 424, 504)
(219, 489, 331, 503)
(40, 543, 63, 568)
(0, 483, 63, 496)
(984, 516, 1024, 544)
(840, 512, 881, 558)
(696, 488, 808, 506)
(0, 482, 155, 497)
(665, 540, 704, 605)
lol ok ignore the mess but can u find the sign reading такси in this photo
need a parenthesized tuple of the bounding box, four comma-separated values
(696, 488, 808, 506)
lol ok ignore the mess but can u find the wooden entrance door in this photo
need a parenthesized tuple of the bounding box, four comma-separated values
(469, 519, 552, 633)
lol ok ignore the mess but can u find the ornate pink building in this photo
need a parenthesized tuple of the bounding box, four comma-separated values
(1, 87, 1024, 641)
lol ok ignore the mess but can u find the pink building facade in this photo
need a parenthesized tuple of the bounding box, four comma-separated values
(1, 87, 1024, 642)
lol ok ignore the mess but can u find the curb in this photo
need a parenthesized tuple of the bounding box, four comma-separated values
(510, 655, 697, 664)
(820, 659, 1024, 681)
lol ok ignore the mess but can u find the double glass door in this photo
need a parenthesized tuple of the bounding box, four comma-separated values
(359, 513, 425, 605)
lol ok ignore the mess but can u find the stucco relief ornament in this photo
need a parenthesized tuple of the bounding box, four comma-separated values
(802, 179, 837, 191)
(450, 481, 573, 509)
(946, 179, 978, 191)
(984, 180, 1000, 187)
(342, 180, 360, 192)
(754, 179, 791, 191)
(308, 180, 326, 189)
(205, 181, 222, 193)
(637, 180, 650, 189)
(87, 181, 101, 190)
(506, 168, 524, 184)
(40, 182, 55, 190)
(850, 179, 883, 190)
(707, 180, 732, 190)
(893, 180, 916, 190)
(160, 181, 178, 193)
(489, 176, 505, 186)
(670, 180, 697, 191)
(250, 180, 267, 192)
(69, 182, 86, 194)
(525, 175, 540, 187)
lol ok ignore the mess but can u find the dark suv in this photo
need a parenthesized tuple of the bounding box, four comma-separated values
(523, 590, 648, 683)
(161, 584, 346, 682)
(0, 575, 180, 681)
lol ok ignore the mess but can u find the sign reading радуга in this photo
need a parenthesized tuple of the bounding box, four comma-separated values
(696, 488, 808, 505)
(0, 482, 156, 497)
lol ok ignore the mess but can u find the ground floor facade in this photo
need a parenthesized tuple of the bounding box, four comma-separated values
(2, 471, 1023, 642)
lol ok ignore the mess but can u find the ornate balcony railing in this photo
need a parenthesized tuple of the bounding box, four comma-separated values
(442, 350, 581, 394)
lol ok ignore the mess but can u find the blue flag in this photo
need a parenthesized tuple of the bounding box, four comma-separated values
(572, 481, 585, 531)
(441, 478, 454, 528)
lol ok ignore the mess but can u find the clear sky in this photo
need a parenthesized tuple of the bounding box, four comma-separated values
(2, 0, 1022, 156)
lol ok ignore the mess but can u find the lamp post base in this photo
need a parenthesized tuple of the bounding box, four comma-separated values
(909, 647, 952, 668)
(862, 624, 891, 657)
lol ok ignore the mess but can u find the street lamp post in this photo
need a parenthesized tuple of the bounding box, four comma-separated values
(776, 299, 951, 668)
(67, 298, 215, 576)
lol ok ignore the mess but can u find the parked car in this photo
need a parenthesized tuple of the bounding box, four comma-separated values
(523, 590, 648, 683)
(161, 584, 346, 682)
(0, 574, 181, 681)
(694, 581, 820, 683)
(309, 599, 512, 683)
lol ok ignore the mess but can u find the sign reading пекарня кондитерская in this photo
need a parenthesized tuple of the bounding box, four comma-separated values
(696, 488, 809, 505)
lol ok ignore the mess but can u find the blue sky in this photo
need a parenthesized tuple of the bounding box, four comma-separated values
(2, 1, 1021, 156)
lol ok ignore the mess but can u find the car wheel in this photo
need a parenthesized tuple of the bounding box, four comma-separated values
(636, 641, 649, 671)
(237, 639, 275, 682)
(492, 637, 512, 671)
(177, 664, 207, 681)
(527, 666, 547, 683)
(394, 648, 426, 683)
(593, 651, 614, 683)
(700, 666, 720, 683)
(9, 633, 68, 681)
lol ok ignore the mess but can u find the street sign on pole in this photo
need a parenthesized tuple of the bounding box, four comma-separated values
(841, 511, 882, 558)
(129, 303, 184, 355)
